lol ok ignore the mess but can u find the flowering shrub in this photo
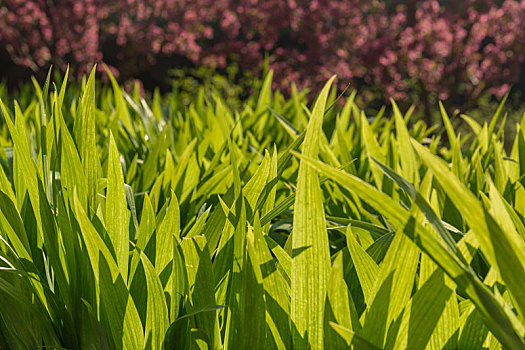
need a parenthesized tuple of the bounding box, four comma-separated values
(1, 0, 525, 112)
(370, 0, 525, 114)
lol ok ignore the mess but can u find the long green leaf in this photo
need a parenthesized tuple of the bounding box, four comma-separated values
(291, 76, 335, 349)
(106, 132, 130, 280)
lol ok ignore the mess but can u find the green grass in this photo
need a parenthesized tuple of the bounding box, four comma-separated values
(0, 67, 525, 349)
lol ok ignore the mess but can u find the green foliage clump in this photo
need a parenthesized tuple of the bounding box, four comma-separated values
(1, 68, 525, 349)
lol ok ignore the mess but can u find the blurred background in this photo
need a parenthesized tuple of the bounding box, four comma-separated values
(2, 0, 525, 124)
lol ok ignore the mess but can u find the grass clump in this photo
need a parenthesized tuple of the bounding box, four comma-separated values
(0, 68, 525, 349)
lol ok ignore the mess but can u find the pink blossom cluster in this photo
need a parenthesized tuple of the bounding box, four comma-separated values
(1, 0, 525, 103)
(0, 0, 101, 73)
(370, 0, 525, 102)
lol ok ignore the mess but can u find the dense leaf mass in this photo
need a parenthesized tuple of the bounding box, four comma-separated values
(0, 71, 525, 349)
